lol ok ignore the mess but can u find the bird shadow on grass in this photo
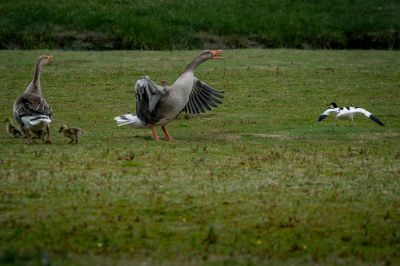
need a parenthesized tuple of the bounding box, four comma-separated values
(132, 135, 155, 141)
(130, 131, 238, 143)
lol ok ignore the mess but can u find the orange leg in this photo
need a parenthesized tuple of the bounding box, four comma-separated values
(151, 126, 160, 141)
(161, 125, 173, 142)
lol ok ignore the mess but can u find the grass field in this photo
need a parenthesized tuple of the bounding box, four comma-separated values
(0, 49, 400, 265)
(1, 0, 399, 49)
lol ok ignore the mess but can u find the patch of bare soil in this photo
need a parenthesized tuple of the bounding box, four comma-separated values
(352, 131, 400, 140)
(242, 133, 294, 140)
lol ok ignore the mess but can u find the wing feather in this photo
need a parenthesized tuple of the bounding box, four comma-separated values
(190, 96, 201, 113)
(135, 76, 167, 125)
(183, 77, 224, 114)
(353, 108, 371, 117)
(195, 93, 212, 110)
(317, 108, 338, 122)
(354, 108, 384, 126)
(369, 115, 384, 126)
(13, 94, 52, 126)
(191, 94, 205, 113)
(199, 90, 221, 106)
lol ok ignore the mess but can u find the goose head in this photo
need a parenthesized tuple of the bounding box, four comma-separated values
(38, 55, 53, 65)
(200, 50, 223, 60)
(330, 102, 338, 108)
(184, 50, 223, 73)
(59, 124, 68, 132)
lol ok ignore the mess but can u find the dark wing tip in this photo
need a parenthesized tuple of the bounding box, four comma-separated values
(369, 115, 384, 126)
(318, 115, 328, 122)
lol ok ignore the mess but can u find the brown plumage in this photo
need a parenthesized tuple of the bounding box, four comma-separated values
(13, 55, 53, 144)
(59, 125, 85, 144)
(114, 50, 224, 141)
(4, 118, 25, 138)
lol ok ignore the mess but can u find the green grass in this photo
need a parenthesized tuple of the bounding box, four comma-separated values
(0, 49, 400, 265)
(0, 0, 399, 50)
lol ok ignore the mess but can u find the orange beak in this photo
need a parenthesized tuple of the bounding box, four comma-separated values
(47, 55, 53, 61)
(211, 50, 223, 59)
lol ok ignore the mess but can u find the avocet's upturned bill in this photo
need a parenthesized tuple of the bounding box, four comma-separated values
(318, 102, 384, 126)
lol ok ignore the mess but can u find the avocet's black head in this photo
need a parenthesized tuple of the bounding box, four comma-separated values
(330, 102, 338, 108)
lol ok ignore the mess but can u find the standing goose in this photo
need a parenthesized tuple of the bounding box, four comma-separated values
(318, 102, 384, 126)
(115, 50, 224, 141)
(13, 55, 53, 143)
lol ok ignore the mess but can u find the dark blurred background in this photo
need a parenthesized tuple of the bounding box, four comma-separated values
(1, 0, 399, 50)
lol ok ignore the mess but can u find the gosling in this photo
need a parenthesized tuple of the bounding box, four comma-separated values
(4, 118, 25, 138)
(59, 125, 85, 144)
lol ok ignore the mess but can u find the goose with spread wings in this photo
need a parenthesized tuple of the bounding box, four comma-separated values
(318, 102, 384, 126)
(13, 55, 53, 143)
(115, 50, 224, 141)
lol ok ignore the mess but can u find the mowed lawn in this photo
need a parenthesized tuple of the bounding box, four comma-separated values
(0, 50, 399, 265)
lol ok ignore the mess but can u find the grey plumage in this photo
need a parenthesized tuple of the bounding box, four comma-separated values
(13, 55, 53, 144)
(182, 78, 224, 114)
(14, 94, 52, 124)
(135, 76, 167, 125)
(115, 50, 224, 141)
(134, 56, 224, 124)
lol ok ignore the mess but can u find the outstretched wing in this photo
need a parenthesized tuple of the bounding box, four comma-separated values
(182, 77, 224, 114)
(13, 93, 52, 125)
(318, 108, 338, 122)
(135, 76, 167, 124)
(354, 108, 384, 126)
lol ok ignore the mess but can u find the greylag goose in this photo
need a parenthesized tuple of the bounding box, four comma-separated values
(114, 50, 224, 141)
(4, 118, 25, 138)
(318, 102, 384, 126)
(13, 55, 53, 143)
(59, 125, 85, 144)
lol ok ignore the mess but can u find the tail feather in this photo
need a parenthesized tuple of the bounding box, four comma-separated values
(114, 113, 145, 128)
(21, 115, 51, 128)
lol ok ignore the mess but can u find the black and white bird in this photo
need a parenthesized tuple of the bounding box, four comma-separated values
(318, 102, 384, 126)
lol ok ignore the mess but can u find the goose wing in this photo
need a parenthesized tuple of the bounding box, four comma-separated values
(318, 108, 338, 121)
(182, 77, 224, 114)
(13, 93, 52, 124)
(354, 107, 384, 126)
(135, 76, 167, 124)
